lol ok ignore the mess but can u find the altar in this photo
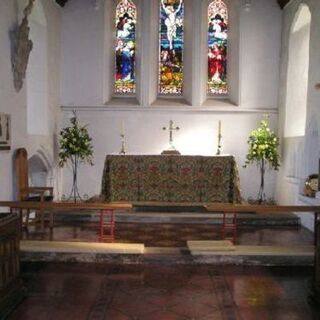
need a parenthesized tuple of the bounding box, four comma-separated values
(101, 155, 241, 203)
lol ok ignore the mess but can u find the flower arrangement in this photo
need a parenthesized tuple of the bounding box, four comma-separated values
(244, 115, 280, 203)
(58, 112, 93, 201)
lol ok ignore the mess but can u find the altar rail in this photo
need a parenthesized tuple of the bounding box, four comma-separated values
(0, 201, 319, 237)
(0, 201, 132, 241)
(0, 201, 319, 213)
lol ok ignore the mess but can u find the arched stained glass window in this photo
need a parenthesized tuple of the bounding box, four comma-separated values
(115, 0, 137, 94)
(208, 0, 228, 95)
(159, 0, 184, 95)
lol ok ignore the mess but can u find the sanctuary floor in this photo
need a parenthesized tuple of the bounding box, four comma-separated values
(21, 221, 314, 247)
(8, 263, 320, 320)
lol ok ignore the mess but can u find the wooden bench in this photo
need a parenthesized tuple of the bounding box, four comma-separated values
(0, 201, 132, 242)
(205, 204, 320, 244)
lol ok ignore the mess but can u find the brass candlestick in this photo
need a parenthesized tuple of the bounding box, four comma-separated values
(120, 133, 126, 155)
(216, 133, 222, 155)
(216, 120, 222, 155)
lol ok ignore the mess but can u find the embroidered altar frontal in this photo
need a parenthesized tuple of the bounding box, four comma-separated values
(101, 155, 241, 203)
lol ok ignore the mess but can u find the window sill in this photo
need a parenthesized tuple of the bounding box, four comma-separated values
(284, 176, 300, 185)
(104, 97, 140, 107)
(151, 98, 191, 107)
(201, 98, 237, 108)
(298, 194, 320, 205)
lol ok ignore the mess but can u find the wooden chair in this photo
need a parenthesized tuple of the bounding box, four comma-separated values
(15, 148, 53, 228)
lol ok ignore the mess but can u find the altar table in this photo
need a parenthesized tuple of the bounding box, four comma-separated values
(101, 155, 241, 203)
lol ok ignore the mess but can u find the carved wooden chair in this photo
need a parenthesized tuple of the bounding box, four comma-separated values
(15, 148, 53, 228)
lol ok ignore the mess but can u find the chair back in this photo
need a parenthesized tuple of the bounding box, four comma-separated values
(15, 148, 29, 200)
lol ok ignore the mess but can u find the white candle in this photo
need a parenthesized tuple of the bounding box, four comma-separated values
(218, 120, 222, 136)
(121, 121, 125, 135)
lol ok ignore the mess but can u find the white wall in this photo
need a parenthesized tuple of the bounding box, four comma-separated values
(276, 0, 320, 230)
(59, 0, 282, 201)
(59, 109, 278, 201)
(0, 0, 61, 201)
(239, 0, 282, 108)
(27, 1, 49, 135)
(60, 0, 105, 106)
(284, 4, 310, 138)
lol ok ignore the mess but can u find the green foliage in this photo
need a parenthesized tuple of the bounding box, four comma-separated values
(244, 115, 280, 170)
(58, 113, 94, 168)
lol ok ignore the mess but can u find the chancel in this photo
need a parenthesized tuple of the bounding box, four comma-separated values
(1, 0, 320, 318)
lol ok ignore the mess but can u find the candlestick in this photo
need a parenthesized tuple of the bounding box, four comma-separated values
(119, 121, 126, 155)
(216, 120, 222, 155)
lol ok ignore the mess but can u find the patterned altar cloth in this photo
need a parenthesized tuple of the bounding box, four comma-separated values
(101, 155, 242, 203)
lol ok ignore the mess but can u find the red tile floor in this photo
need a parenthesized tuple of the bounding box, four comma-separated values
(21, 221, 314, 247)
(8, 263, 320, 320)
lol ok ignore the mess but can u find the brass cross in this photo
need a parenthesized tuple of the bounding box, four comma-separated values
(163, 120, 180, 149)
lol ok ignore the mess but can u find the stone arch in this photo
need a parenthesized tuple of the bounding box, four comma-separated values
(28, 146, 54, 187)
(284, 3, 311, 138)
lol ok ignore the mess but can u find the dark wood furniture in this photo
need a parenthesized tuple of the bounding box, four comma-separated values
(0, 213, 25, 318)
(15, 148, 53, 228)
(310, 216, 320, 305)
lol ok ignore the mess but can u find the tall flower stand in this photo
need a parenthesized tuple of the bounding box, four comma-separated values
(66, 155, 82, 203)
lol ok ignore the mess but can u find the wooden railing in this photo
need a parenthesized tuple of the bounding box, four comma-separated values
(0, 201, 132, 237)
(0, 201, 319, 242)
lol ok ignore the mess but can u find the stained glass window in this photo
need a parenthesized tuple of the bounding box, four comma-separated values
(208, 0, 228, 95)
(115, 0, 136, 94)
(159, 0, 184, 95)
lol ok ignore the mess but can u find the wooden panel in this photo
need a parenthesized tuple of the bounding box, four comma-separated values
(0, 214, 25, 318)
(15, 148, 29, 201)
(0, 201, 132, 210)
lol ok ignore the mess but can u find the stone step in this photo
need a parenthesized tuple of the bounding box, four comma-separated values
(51, 211, 301, 226)
(20, 240, 314, 266)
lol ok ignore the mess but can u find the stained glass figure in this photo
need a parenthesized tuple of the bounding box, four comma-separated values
(208, 0, 228, 95)
(115, 0, 136, 94)
(159, 0, 184, 95)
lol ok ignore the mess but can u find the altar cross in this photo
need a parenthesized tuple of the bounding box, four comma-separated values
(163, 120, 180, 149)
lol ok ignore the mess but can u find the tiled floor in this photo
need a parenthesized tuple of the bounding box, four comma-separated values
(8, 263, 320, 320)
(21, 221, 314, 247)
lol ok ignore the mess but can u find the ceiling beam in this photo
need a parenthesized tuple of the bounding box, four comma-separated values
(57, 1, 290, 10)
(277, 0, 291, 9)
(56, 0, 68, 7)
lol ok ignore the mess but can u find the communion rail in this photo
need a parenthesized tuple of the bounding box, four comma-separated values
(0, 201, 132, 242)
(0, 201, 319, 242)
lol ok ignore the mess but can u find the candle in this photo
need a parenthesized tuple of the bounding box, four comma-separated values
(121, 121, 125, 135)
(218, 120, 221, 136)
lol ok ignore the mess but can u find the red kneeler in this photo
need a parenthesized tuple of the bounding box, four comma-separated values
(222, 212, 237, 244)
(99, 209, 115, 242)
